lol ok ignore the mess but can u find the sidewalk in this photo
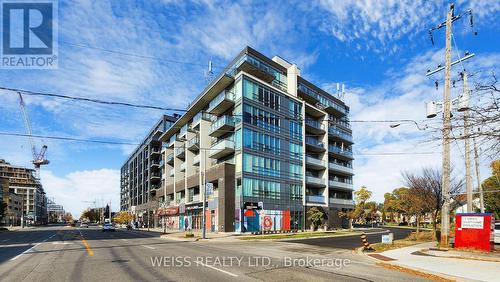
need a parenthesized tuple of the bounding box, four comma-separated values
(128, 227, 239, 241)
(368, 242, 500, 282)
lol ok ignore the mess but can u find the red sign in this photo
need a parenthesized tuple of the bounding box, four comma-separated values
(263, 216, 272, 230)
(157, 207, 178, 216)
(455, 213, 493, 252)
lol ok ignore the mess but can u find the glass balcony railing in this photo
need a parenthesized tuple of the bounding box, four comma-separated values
(328, 127, 353, 142)
(306, 195, 326, 204)
(166, 153, 174, 164)
(208, 90, 235, 114)
(305, 119, 325, 131)
(298, 83, 348, 115)
(329, 198, 355, 206)
(305, 156, 325, 167)
(231, 54, 288, 92)
(209, 139, 235, 159)
(192, 112, 213, 126)
(328, 162, 354, 174)
(210, 116, 235, 137)
(175, 147, 185, 158)
(305, 175, 325, 186)
(328, 145, 353, 158)
(330, 118, 351, 129)
(305, 137, 325, 149)
(187, 136, 200, 150)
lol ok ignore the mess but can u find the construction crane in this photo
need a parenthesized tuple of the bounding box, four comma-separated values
(18, 92, 49, 179)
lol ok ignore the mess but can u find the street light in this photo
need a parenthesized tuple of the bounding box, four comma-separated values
(388, 120, 428, 130)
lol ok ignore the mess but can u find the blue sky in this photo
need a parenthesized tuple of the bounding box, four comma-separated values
(0, 0, 499, 217)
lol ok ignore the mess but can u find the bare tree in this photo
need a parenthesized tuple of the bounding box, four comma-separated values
(403, 167, 464, 239)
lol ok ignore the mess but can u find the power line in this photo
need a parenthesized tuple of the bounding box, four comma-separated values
(0, 131, 441, 156)
(61, 41, 212, 68)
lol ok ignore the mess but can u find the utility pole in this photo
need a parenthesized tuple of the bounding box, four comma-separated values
(462, 72, 473, 212)
(201, 148, 207, 239)
(439, 4, 453, 248)
(473, 138, 485, 212)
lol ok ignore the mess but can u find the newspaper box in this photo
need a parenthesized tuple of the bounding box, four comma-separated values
(454, 213, 493, 252)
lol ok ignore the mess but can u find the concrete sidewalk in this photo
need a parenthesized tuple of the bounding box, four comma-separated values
(370, 242, 500, 282)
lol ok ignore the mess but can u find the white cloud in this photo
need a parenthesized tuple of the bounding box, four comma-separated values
(41, 169, 120, 219)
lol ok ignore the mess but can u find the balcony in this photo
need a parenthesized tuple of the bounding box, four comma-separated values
(306, 195, 326, 204)
(180, 162, 186, 172)
(166, 153, 174, 165)
(305, 137, 326, 152)
(179, 124, 189, 139)
(150, 172, 161, 180)
(209, 116, 235, 137)
(305, 175, 326, 188)
(298, 83, 348, 116)
(208, 90, 235, 115)
(187, 194, 200, 203)
(305, 156, 326, 170)
(150, 147, 161, 156)
(192, 112, 213, 127)
(187, 136, 200, 151)
(169, 169, 174, 177)
(175, 147, 185, 159)
(329, 179, 353, 190)
(150, 158, 161, 167)
(328, 127, 353, 143)
(168, 135, 176, 147)
(330, 118, 351, 131)
(328, 162, 354, 175)
(329, 198, 355, 206)
(305, 119, 326, 135)
(235, 55, 287, 91)
(209, 139, 235, 159)
(328, 145, 354, 160)
(193, 154, 200, 166)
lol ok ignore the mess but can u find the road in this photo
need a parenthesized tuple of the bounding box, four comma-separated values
(0, 225, 430, 281)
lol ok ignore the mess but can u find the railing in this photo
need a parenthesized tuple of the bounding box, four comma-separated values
(210, 116, 235, 132)
(232, 54, 288, 92)
(328, 127, 353, 142)
(166, 153, 174, 163)
(208, 90, 235, 111)
(306, 195, 326, 203)
(328, 145, 353, 157)
(328, 162, 353, 174)
(305, 175, 325, 186)
(305, 137, 324, 148)
(330, 118, 351, 129)
(188, 136, 199, 148)
(175, 147, 185, 157)
(329, 198, 355, 206)
(192, 112, 213, 126)
(329, 179, 353, 190)
(305, 118, 325, 131)
(305, 156, 325, 167)
(298, 83, 348, 114)
(193, 154, 200, 165)
(179, 124, 188, 138)
(168, 135, 176, 147)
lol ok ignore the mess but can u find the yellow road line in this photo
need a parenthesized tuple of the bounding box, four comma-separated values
(81, 239, 94, 256)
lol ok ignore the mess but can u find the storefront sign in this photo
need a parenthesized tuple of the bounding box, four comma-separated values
(461, 216, 484, 229)
(157, 207, 178, 216)
(185, 203, 203, 211)
(263, 216, 273, 230)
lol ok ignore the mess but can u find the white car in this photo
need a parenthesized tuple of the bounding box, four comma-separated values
(102, 223, 116, 232)
(494, 223, 500, 244)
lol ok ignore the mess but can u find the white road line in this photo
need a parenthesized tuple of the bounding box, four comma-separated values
(1, 239, 11, 242)
(197, 261, 239, 277)
(121, 239, 129, 242)
(142, 245, 155, 250)
(10, 233, 56, 261)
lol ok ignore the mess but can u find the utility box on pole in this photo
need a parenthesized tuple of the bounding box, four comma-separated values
(454, 213, 494, 252)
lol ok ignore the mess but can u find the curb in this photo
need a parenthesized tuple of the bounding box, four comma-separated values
(358, 246, 463, 282)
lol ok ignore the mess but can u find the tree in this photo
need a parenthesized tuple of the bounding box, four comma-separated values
(483, 160, 500, 219)
(354, 186, 372, 204)
(113, 211, 133, 225)
(81, 209, 99, 222)
(384, 187, 410, 223)
(307, 207, 325, 230)
(402, 167, 463, 239)
(64, 213, 73, 223)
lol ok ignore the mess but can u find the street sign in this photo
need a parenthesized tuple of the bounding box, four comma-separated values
(206, 182, 214, 195)
(382, 233, 393, 244)
(258, 201, 263, 209)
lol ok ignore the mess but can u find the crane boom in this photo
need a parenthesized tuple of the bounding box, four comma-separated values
(18, 92, 49, 178)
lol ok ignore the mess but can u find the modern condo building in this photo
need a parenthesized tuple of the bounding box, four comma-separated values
(154, 47, 354, 233)
(120, 114, 178, 226)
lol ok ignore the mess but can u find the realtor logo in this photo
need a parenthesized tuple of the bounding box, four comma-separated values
(1, 0, 58, 68)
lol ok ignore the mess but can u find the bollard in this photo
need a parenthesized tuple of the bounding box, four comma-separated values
(360, 232, 374, 251)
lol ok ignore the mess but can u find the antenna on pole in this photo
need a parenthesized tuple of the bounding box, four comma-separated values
(204, 60, 214, 83)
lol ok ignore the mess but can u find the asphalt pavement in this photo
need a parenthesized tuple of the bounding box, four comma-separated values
(0, 225, 429, 281)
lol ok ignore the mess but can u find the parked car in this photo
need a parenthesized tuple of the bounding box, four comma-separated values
(80, 222, 89, 228)
(494, 222, 500, 244)
(102, 223, 115, 232)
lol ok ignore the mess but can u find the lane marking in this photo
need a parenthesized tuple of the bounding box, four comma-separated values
(77, 229, 94, 257)
(121, 239, 129, 242)
(196, 261, 239, 277)
(142, 245, 155, 250)
(9, 233, 56, 261)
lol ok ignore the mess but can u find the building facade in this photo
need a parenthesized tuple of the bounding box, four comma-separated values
(0, 160, 47, 225)
(154, 47, 354, 233)
(47, 198, 65, 223)
(120, 115, 178, 226)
